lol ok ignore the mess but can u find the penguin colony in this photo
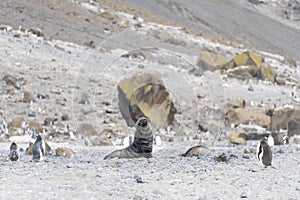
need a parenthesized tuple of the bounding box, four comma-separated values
(3, 117, 289, 169)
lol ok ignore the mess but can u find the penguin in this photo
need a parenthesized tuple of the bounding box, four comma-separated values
(267, 134, 274, 147)
(256, 137, 272, 167)
(32, 135, 46, 161)
(281, 135, 289, 145)
(9, 142, 20, 161)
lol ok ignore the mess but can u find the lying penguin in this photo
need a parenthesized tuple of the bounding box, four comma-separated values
(104, 117, 153, 159)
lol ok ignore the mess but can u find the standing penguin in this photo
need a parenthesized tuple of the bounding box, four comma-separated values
(32, 135, 46, 161)
(256, 137, 272, 167)
(9, 142, 20, 161)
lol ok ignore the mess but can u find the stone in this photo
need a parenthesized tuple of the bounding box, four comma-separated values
(118, 73, 176, 128)
(9, 117, 24, 129)
(118, 21, 129, 28)
(44, 117, 57, 126)
(28, 28, 44, 37)
(272, 132, 289, 145)
(90, 136, 111, 146)
(180, 144, 211, 157)
(55, 147, 75, 158)
(270, 108, 300, 131)
(78, 123, 98, 136)
(258, 64, 277, 83)
(78, 93, 90, 104)
(244, 147, 256, 154)
(99, 12, 118, 20)
(226, 98, 246, 109)
(61, 114, 70, 121)
(222, 52, 263, 70)
(229, 132, 247, 145)
(294, 136, 300, 144)
(227, 65, 260, 80)
(226, 108, 270, 128)
(221, 52, 276, 82)
(287, 117, 300, 137)
(197, 122, 209, 132)
(214, 152, 230, 162)
(196, 52, 227, 72)
(22, 91, 35, 103)
(28, 121, 44, 133)
(3, 74, 20, 89)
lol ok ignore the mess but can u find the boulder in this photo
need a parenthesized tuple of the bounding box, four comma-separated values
(288, 117, 300, 137)
(196, 52, 227, 72)
(9, 117, 24, 129)
(258, 65, 277, 83)
(118, 73, 176, 128)
(227, 65, 260, 80)
(222, 52, 263, 70)
(226, 99, 246, 109)
(55, 147, 75, 158)
(294, 136, 300, 144)
(23, 91, 35, 103)
(226, 108, 270, 128)
(229, 132, 247, 145)
(3, 74, 20, 89)
(244, 147, 256, 154)
(44, 117, 57, 126)
(272, 132, 289, 145)
(221, 52, 276, 82)
(270, 108, 300, 131)
(77, 123, 98, 136)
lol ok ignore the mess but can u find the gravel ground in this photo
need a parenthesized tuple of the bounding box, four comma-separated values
(0, 142, 299, 199)
(0, 0, 300, 199)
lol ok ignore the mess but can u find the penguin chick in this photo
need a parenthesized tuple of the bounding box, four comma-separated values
(256, 137, 272, 167)
(32, 135, 46, 161)
(9, 142, 20, 161)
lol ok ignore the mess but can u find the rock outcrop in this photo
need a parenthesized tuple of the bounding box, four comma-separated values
(226, 108, 270, 128)
(118, 73, 176, 128)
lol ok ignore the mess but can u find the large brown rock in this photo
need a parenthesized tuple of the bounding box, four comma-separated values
(226, 108, 270, 128)
(229, 132, 247, 145)
(23, 91, 35, 103)
(77, 123, 98, 136)
(9, 117, 24, 129)
(56, 147, 75, 158)
(222, 52, 263, 70)
(118, 73, 176, 128)
(270, 108, 300, 131)
(288, 117, 300, 137)
(226, 98, 246, 109)
(196, 52, 227, 72)
(221, 52, 276, 82)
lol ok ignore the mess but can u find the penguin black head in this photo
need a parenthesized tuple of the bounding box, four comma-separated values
(10, 142, 18, 151)
(36, 135, 43, 141)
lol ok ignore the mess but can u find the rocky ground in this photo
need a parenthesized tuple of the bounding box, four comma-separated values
(0, 0, 300, 199)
